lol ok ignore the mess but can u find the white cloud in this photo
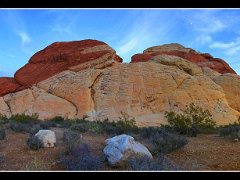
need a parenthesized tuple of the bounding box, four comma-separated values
(209, 37, 240, 55)
(195, 35, 212, 45)
(117, 38, 138, 55)
(17, 31, 31, 45)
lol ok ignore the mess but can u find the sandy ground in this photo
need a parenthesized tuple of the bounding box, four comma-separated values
(0, 127, 240, 171)
(167, 134, 240, 171)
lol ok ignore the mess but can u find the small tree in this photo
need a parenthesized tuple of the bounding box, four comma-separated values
(165, 103, 216, 136)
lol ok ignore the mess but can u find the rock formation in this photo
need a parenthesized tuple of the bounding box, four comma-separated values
(131, 43, 236, 74)
(0, 40, 239, 126)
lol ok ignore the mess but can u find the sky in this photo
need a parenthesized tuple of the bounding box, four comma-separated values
(0, 9, 240, 77)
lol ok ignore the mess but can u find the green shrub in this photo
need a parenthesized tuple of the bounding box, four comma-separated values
(59, 143, 103, 171)
(63, 129, 81, 153)
(165, 103, 216, 136)
(10, 113, 40, 123)
(126, 155, 179, 171)
(27, 135, 43, 150)
(49, 116, 65, 123)
(10, 121, 30, 133)
(219, 120, 240, 139)
(117, 111, 137, 131)
(0, 128, 6, 140)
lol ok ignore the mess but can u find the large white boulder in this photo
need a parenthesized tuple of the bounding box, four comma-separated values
(103, 134, 152, 166)
(35, 130, 56, 148)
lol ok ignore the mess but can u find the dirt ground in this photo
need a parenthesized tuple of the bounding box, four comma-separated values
(0, 127, 240, 171)
(167, 134, 240, 171)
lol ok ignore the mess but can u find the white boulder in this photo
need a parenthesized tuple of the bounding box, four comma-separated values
(35, 130, 56, 148)
(103, 134, 152, 166)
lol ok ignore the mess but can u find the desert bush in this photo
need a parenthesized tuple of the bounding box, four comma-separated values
(165, 103, 216, 137)
(0, 128, 6, 140)
(10, 113, 40, 123)
(126, 155, 179, 171)
(59, 143, 103, 170)
(139, 127, 187, 154)
(27, 135, 43, 150)
(0, 114, 9, 125)
(49, 116, 65, 123)
(0, 153, 5, 164)
(63, 129, 81, 153)
(10, 121, 30, 133)
(219, 119, 240, 139)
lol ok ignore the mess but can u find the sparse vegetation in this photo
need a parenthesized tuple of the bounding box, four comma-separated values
(63, 129, 81, 153)
(10, 113, 40, 123)
(0, 128, 6, 140)
(139, 127, 188, 154)
(23, 157, 51, 171)
(126, 155, 179, 171)
(219, 119, 240, 139)
(165, 103, 216, 137)
(27, 135, 43, 150)
(59, 143, 104, 171)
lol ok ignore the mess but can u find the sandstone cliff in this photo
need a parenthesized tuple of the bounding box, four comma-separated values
(0, 40, 239, 126)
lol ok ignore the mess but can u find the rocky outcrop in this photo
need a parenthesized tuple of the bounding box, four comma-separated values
(0, 40, 239, 126)
(14, 39, 122, 88)
(0, 78, 22, 96)
(103, 134, 152, 166)
(131, 43, 236, 74)
(212, 74, 240, 112)
(2, 87, 77, 120)
(35, 130, 56, 148)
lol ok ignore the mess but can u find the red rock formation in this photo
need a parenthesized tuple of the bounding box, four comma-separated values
(14, 39, 121, 87)
(131, 44, 236, 74)
(0, 78, 22, 96)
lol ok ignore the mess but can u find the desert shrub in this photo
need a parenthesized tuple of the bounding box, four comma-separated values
(219, 119, 240, 139)
(27, 135, 43, 150)
(0, 153, 5, 164)
(139, 127, 187, 154)
(10, 113, 40, 123)
(126, 155, 179, 171)
(165, 103, 216, 137)
(0, 128, 6, 140)
(49, 116, 65, 124)
(0, 114, 9, 124)
(117, 112, 137, 131)
(63, 129, 81, 153)
(39, 121, 57, 129)
(10, 121, 30, 133)
(59, 143, 103, 170)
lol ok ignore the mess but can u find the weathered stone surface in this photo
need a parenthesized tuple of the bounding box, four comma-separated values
(213, 74, 240, 112)
(0, 78, 22, 96)
(0, 97, 11, 118)
(132, 43, 236, 74)
(14, 39, 121, 88)
(103, 134, 152, 166)
(2, 87, 76, 120)
(35, 130, 56, 147)
(28, 56, 239, 125)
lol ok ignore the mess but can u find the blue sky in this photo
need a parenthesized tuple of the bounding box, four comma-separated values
(0, 9, 240, 77)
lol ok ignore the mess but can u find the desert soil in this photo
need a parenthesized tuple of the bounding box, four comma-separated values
(0, 128, 240, 171)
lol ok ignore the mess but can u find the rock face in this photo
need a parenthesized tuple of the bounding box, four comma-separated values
(131, 43, 236, 74)
(103, 134, 153, 166)
(14, 39, 122, 88)
(0, 40, 239, 126)
(35, 130, 56, 148)
(0, 78, 22, 96)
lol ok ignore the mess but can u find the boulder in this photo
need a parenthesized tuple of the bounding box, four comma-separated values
(14, 39, 122, 88)
(35, 130, 56, 148)
(132, 43, 236, 74)
(103, 134, 152, 166)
